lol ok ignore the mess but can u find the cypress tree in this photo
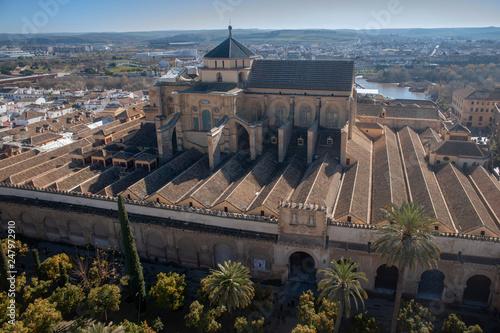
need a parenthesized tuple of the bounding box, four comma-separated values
(32, 248, 41, 278)
(0, 240, 10, 291)
(118, 195, 146, 311)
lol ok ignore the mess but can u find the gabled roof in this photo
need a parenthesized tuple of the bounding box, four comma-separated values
(357, 104, 439, 120)
(247, 60, 354, 92)
(448, 123, 471, 134)
(204, 29, 256, 59)
(431, 141, 488, 157)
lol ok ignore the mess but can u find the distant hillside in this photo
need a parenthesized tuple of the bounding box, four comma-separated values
(1, 27, 499, 46)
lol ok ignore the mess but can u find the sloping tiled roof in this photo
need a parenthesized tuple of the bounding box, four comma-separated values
(397, 126, 456, 232)
(8, 154, 72, 185)
(248, 154, 305, 215)
(156, 155, 212, 204)
(448, 123, 471, 134)
(453, 86, 476, 99)
(0, 139, 90, 183)
(78, 167, 121, 194)
(0, 150, 36, 170)
(224, 151, 281, 211)
(357, 104, 439, 120)
(98, 167, 149, 197)
(247, 60, 354, 92)
(431, 140, 488, 157)
(204, 37, 257, 59)
(467, 87, 500, 101)
(127, 148, 203, 199)
(467, 165, 500, 224)
(123, 123, 157, 148)
(371, 127, 407, 224)
(435, 163, 499, 235)
(26, 163, 77, 188)
(334, 127, 372, 222)
(419, 127, 442, 146)
(49, 163, 105, 191)
(177, 83, 238, 94)
(190, 151, 249, 208)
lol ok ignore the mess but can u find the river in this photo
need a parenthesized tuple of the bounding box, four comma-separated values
(356, 77, 429, 100)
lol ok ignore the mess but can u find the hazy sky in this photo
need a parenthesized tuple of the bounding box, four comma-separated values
(0, 0, 499, 33)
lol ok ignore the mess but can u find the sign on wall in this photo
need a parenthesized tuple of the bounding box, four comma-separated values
(254, 259, 266, 270)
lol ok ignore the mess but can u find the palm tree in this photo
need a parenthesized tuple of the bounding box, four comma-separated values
(202, 260, 255, 318)
(85, 322, 124, 333)
(318, 257, 368, 333)
(371, 202, 441, 333)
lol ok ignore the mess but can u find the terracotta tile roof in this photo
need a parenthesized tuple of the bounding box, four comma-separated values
(371, 127, 408, 224)
(156, 155, 211, 204)
(467, 165, 500, 225)
(98, 167, 149, 197)
(248, 154, 305, 215)
(25, 162, 78, 188)
(334, 126, 373, 222)
(431, 141, 488, 157)
(223, 151, 281, 212)
(357, 104, 439, 120)
(0, 139, 90, 182)
(26, 133, 63, 146)
(419, 127, 442, 146)
(397, 126, 456, 231)
(49, 163, 105, 191)
(17, 110, 45, 120)
(8, 154, 72, 184)
(453, 86, 476, 99)
(435, 163, 499, 235)
(77, 166, 121, 194)
(0, 150, 36, 170)
(448, 123, 471, 134)
(190, 151, 249, 208)
(127, 148, 203, 199)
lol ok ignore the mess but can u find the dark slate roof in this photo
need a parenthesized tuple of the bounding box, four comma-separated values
(204, 37, 257, 59)
(177, 83, 238, 94)
(431, 141, 488, 157)
(357, 104, 439, 120)
(247, 60, 354, 92)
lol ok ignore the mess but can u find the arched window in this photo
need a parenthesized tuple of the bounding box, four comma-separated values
(325, 108, 339, 128)
(300, 104, 312, 127)
(274, 102, 286, 126)
(216, 72, 222, 82)
(202, 110, 211, 130)
(248, 101, 262, 122)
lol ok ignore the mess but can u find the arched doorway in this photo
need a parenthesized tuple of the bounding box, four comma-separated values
(236, 123, 250, 150)
(202, 110, 211, 130)
(238, 72, 245, 83)
(463, 275, 491, 306)
(417, 269, 445, 300)
(289, 252, 316, 284)
(374, 264, 398, 293)
(214, 243, 234, 267)
(172, 128, 178, 153)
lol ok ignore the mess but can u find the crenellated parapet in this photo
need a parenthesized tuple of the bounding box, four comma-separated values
(0, 182, 278, 225)
(278, 200, 327, 212)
